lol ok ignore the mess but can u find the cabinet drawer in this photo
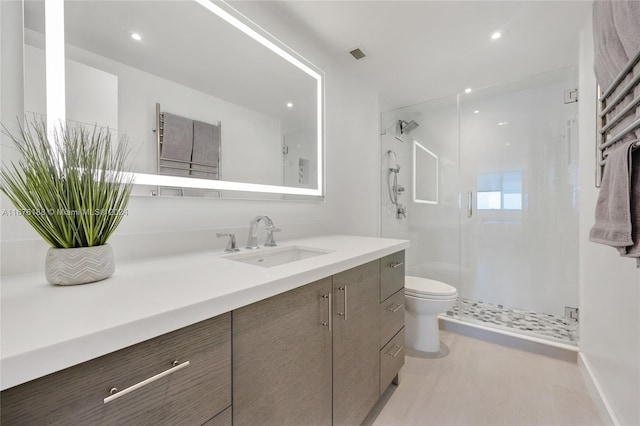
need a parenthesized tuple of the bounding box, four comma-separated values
(380, 251, 405, 302)
(1, 313, 231, 426)
(380, 328, 405, 395)
(380, 289, 405, 348)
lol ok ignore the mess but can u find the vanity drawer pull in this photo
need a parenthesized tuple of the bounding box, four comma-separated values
(387, 303, 404, 313)
(103, 360, 190, 404)
(389, 261, 404, 269)
(337, 285, 348, 320)
(387, 344, 404, 358)
(322, 292, 332, 332)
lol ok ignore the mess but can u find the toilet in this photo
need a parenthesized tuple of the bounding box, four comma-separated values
(405, 276, 458, 353)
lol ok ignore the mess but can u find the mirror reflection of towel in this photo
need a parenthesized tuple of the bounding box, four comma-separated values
(191, 120, 220, 180)
(160, 112, 193, 176)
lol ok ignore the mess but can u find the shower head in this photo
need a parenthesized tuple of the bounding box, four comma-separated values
(400, 120, 419, 135)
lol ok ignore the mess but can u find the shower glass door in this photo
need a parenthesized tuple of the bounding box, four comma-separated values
(458, 68, 579, 343)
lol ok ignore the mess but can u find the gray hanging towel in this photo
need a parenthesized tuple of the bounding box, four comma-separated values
(621, 149, 640, 257)
(593, 1, 629, 90)
(589, 139, 637, 248)
(191, 120, 220, 180)
(160, 112, 193, 176)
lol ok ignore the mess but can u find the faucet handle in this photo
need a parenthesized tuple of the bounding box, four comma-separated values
(264, 228, 281, 247)
(216, 232, 240, 252)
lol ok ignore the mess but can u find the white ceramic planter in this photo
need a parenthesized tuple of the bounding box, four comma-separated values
(45, 244, 115, 285)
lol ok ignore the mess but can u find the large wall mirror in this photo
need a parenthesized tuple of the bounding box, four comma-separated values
(23, 0, 324, 198)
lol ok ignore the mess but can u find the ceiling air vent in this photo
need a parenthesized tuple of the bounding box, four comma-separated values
(349, 47, 366, 60)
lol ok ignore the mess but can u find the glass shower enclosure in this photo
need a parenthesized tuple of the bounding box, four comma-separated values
(380, 68, 579, 345)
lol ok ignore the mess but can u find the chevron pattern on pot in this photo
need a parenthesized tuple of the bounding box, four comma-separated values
(45, 244, 115, 285)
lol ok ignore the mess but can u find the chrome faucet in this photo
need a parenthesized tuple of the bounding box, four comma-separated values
(246, 215, 277, 249)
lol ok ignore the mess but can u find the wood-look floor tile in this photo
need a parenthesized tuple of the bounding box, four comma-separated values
(366, 331, 602, 426)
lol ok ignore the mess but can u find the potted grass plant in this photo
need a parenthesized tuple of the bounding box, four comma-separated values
(0, 120, 134, 285)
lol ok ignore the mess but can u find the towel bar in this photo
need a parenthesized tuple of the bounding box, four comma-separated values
(155, 102, 221, 181)
(599, 94, 640, 134)
(159, 157, 219, 169)
(596, 48, 640, 188)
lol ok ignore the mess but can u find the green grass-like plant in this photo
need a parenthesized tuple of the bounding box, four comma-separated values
(0, 120, 134, 248)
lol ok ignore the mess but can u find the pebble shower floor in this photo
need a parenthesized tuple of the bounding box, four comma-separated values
(444, 298, 579, 345)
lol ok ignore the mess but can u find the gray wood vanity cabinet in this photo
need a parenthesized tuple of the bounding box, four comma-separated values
(0, 314, 232, 426)
(0, 249, 405, 426)
(233, 253, 405, 426)
(232, 277, 333, 426)
(332, 260, 381, 426)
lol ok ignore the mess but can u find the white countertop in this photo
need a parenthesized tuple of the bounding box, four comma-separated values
(1, 235, 408, 390)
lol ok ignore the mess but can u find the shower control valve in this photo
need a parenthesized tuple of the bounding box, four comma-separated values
(395, 184, 405, 194)
(396, 204, 407, 219)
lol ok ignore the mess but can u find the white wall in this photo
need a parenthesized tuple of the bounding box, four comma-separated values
(24, 43, 119, 130)
(578, 11, 640, 426)
(0, 0, 24, 274)
(0, 1, 381, 275)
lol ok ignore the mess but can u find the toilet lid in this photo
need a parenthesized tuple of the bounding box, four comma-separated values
(405, 276, 458, 298)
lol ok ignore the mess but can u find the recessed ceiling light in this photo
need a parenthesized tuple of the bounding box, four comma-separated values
(474, 110, 480, 114)
(286, 102, 294, 108)
(464, 88, 472, 94)
(131, 32, 142, 41)
(498, 121, 509, 126)
(491, 31, 502, 40)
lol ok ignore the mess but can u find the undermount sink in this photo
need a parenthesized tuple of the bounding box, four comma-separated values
(223, 245, 331, 268)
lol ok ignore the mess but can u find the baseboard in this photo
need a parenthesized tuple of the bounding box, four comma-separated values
(439, 316, 579, 362)
(578, 353, 619, 426)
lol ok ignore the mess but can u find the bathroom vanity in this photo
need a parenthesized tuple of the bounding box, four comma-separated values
(0, 235, 407, 425)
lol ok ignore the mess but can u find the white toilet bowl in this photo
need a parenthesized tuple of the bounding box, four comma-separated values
(405, 276, 458, 353)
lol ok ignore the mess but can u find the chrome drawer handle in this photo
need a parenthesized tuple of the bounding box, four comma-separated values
(387, 303, 404, 313)
(337, 285, 348, 320)
(387, 344, 404, 358)
(104, 360, 190, 404)
(389, 261, 404, 269)
(322, 292, 332, 332)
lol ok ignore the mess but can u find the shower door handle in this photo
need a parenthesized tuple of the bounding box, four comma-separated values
(467, 191, 473, 218)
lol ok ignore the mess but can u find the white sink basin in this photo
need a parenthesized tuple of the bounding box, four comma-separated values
(223, 246, 332, 268)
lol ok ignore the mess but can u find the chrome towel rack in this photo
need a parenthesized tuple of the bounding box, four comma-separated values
(153, 102, 221, 178)
(596, 48, 640, 188)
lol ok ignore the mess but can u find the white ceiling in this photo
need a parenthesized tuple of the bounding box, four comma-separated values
(270, 1, 592, 110)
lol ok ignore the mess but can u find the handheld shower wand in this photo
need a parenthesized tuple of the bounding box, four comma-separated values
(388, 150, 400, 173)
(387, 150, 406, 218)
